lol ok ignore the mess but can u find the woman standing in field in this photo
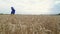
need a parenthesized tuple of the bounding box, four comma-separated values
(11, 7, 15, 14)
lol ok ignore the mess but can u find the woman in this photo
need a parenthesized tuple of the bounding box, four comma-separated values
(11, 7, 15, 14)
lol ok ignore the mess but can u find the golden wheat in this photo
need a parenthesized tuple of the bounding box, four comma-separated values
(0, 15, 60, 34)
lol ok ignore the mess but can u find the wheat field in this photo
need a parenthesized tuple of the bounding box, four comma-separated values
(0, 14, 60, 34)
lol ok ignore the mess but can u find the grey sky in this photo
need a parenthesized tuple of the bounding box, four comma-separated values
(50, 3, 60, 14)
(0, 0, 60, 14)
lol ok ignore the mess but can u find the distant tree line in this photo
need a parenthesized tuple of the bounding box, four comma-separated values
(0, 13, 3, 15)
(58, 13, 60, 15)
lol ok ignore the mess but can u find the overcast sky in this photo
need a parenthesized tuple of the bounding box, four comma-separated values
(0, 0, 60, 14)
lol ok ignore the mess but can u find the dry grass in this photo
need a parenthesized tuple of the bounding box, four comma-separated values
(0, 14, 60, 34)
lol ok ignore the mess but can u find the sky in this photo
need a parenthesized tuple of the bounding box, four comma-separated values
(0, 0, 60, 14)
